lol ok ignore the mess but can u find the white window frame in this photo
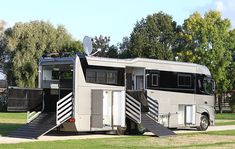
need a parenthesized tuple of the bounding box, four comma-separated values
(107, 71, 118, 84)
(152, 74, 159, 87)
(177, 74, 191, 87)
(86, 69, 118, 85)
(86, 69, 97, 83)
(97, 71, 107, 83)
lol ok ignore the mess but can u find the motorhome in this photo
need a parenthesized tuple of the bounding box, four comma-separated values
(7, 53, 215, 138)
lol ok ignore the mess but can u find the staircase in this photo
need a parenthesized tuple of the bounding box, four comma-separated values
(125, 91, 175, 137)
(8, 92, 73, 139)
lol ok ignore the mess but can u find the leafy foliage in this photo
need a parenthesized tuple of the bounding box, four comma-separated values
(229, 93, 235, 112)
(2, 21, 82, 87)
(177, 11, 232, 93)
(118, 37, 132, 58)
(0, 20, 7, 69)
(128, 11, 179, 60)
(92, 35, 118, 58)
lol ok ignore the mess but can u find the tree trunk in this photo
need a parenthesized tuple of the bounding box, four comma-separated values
(218, 93, 223, 114)
(214, 94, 217, 112)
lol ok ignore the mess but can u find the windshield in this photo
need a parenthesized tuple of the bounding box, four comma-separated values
(202, 77, 215, 95)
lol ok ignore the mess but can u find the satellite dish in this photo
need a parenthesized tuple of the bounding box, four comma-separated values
(83, 36, 93, 56)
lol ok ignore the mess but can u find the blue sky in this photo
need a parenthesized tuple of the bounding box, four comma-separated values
(0, 0, 235, 45)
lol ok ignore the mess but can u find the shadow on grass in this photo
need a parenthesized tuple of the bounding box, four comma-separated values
(0, 123, 23, 136)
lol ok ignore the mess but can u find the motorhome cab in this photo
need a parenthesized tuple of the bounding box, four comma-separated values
(8, 53, 215, 138)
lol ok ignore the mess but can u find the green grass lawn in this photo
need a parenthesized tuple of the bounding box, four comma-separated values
(0, 112, 26, 123)
(215, 113, 235, 120)
(1, 113, 235, 148)
(215, 113, 235, 126)
(0, 123, 23, 136)
(185, 129, 235, 136)
(0, 112, 26, 136)
(215, 120, 235, 126)
(1, 135, 235, 149)
(206, 129, 235, 136)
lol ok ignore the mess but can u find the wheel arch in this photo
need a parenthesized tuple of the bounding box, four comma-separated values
(197, 105, 211, 125)
(201, 112, 210, 125)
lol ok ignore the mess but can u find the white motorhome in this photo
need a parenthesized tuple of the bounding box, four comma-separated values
(8, 53, 215, 138)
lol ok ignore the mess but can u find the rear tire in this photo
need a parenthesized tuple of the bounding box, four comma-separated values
(197, 115, 209, 131)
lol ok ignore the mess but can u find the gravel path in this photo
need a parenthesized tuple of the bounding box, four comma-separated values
(1, 125, 235, 144)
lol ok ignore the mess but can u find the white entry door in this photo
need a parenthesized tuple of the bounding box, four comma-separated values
(136, 75, 144, 90)
(103, 91, 112, 128)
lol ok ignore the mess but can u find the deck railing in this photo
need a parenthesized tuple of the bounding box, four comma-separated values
(56, 92, 73, 125)
(146, 96, 159, 122)
(125, 93, 141, 124)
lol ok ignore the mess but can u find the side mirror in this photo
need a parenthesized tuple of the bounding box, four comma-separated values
(212, 79, 216, 92)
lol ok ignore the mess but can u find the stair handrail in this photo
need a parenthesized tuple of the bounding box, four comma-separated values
(56, 92, 73, 125)
(147, 96, 159, 122)
(126, 92, 141, 124)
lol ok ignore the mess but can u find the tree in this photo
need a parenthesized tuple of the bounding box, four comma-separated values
(226, 29, 235, 112)
(118, 37, 132, 58)
(62, 40, 83, 54)
(92, 35, 110, 57)
(227, 29, 235, 90)
(129, 11, 179, 60)
(106, 45, 118, 58)
(92, 35, 118, 58)
(0, 20, 6, 69)
(2, 21, 83, 87)
(177, 11, 232, 113)
(118, 37, 130, 52)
